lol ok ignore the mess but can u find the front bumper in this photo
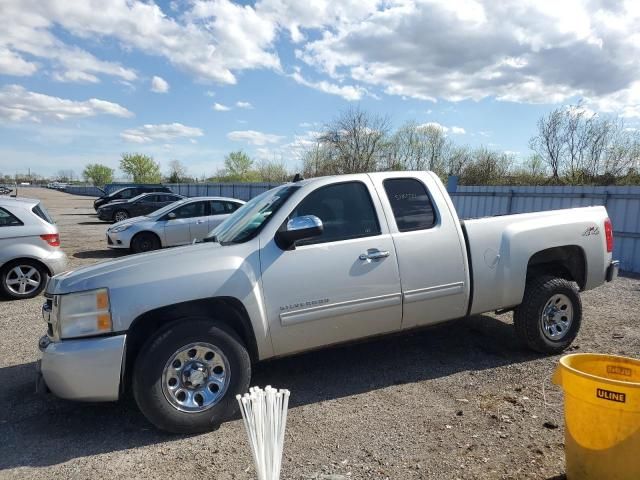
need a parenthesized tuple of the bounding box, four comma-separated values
(37, 334, 126, 401)
(606, 260, 619, 282)
(97, 210, 113, 221)
(105, 231, 130, 249)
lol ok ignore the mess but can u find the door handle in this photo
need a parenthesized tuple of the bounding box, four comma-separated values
(359, 249, 390, 261)
(196, 219, 206, 224)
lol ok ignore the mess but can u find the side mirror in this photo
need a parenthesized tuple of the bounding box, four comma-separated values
(276, 215, 323, 250)
(167, 212, 176, 219)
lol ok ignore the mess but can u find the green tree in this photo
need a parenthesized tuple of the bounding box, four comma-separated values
(120, 153, 162, 183)
(83, 163, 114, 186)
(215, 151, 260, 182)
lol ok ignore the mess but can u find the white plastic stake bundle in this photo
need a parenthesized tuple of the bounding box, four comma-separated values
(237, 386, 290, 480)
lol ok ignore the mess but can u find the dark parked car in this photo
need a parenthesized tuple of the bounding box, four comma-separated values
(97, 192, 185, 222)
(93, 185, 172, 211)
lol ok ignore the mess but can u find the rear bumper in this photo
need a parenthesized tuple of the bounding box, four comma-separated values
(606, 260, 619, 282)
(37, 334, 126, 401)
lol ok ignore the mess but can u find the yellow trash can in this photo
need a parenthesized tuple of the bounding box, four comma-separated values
(553, 353, 640, 480)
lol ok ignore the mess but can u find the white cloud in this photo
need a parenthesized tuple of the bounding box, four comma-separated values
(0, 48, 38, 76)
(0, 84, 132, 122)
(236, 101, 253, 109)
(450, 126, 466, 135)
(290, 71, 365, 101)
(213, 103, 231, 112)
(151, 76, 169, 93)
(227, 130, 284, 146)
(205, 91, 216, 97)
(121, 123, 203, 144)
(417, 122, 466, 135)
(294, 0, 640, 115)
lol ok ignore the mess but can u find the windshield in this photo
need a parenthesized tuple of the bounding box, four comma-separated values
(148, 198, 189, 218)
(129, 193, 149, 203)
(207, 185, 299, 244)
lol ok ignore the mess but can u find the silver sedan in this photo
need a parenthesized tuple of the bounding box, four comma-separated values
(106, 196, 245, 253)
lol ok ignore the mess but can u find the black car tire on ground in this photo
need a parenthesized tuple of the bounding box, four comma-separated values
(513, 275, 582, 354)
(132, 318, 251, 433)
(113, 210, 129, 223)
(130, 232, 161, 254)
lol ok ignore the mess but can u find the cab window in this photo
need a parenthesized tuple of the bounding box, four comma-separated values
(289, 181, 380, 246)
(383, 178, 437, 232)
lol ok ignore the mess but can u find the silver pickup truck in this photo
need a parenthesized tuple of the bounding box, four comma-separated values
(37, 171, 618, 433)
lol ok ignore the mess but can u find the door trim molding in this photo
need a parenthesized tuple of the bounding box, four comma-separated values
(280, 292, 402, 327)
(403, 281, 465, 304)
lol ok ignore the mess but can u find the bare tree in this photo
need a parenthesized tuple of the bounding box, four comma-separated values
(318, 106, 390, 174)
(166, 159, 188, 183)
(529, 108, 565, 179)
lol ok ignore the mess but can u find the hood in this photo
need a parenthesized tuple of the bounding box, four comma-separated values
(47, 242, 224, 294)
(107, 215, 150, 231)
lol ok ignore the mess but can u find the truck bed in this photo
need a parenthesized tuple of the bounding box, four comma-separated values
(461, 206, 611, 316)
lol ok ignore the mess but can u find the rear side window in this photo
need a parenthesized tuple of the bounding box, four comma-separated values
(117, 189, 136, 199)
(32, 204, 54, 224)
(290, 181, 380, 245)
(0, 207, 23, 226)
(383, 178, 437, 232)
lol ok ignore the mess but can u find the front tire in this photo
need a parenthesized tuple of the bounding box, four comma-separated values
(113, 210, 129, 223)
(132, 318, 251, 433)
(0, 260, 48, 299)
(514, 275, 582, 354)
(130, 232, 161, 254)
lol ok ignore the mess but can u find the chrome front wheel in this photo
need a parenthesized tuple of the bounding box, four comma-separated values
(161, 342, 230, 413)
(0, 261, 47, 299)
(114, 210, 129, 222)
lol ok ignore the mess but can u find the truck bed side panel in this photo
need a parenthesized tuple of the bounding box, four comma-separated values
(464, 206, 611, 316)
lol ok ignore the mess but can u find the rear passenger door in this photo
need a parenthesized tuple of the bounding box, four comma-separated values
(370, 174, 470, 329)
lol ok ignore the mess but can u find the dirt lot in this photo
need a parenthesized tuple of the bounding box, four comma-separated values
(0, 187, 638, 480)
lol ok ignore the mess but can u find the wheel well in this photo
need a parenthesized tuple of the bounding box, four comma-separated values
(526, 246, 586, 289)
(131, 230, 161, 245)
(0, 257, 52, 276)
(122, 297, 258, 393)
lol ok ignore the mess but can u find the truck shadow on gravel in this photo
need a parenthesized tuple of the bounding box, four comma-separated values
(0, 314, 543, 470)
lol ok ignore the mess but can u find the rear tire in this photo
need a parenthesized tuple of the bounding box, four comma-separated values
(0, 259, 48, 300)
(513, 275, 582, 354)
(132, 318, 251, 433)
(130, 232, 161, 254)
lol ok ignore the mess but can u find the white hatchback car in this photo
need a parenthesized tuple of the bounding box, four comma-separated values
(106, 196, 245, 253)
(0, 197, 68, 299)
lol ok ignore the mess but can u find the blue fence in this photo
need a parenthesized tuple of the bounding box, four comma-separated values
(449, 184, 640, 274)
(59, 180, 640, 274)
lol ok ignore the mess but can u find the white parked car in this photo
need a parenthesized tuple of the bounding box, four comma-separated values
(0, 197, 67, 299)
(106, 196, 245, 253)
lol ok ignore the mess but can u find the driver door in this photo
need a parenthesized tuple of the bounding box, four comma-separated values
(260, 179, 402, 356)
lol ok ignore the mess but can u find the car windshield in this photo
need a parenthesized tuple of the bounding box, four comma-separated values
(129, 193, 149, 203)
(207, 185, 299, 244)
(148, 198, 189, 218)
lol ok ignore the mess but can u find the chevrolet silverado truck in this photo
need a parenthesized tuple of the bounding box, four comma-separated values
(37, 172, 619, 433)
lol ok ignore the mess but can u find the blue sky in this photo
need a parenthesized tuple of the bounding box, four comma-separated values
(1, 0, 639, 179)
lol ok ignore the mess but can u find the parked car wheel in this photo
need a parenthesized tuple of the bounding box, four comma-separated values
(130, 232, 161, 254)
(132, 318, 251, 433)
(113, 210, 129, 222)
(0, 259, 48, 299)
(514, 275, 582, 354)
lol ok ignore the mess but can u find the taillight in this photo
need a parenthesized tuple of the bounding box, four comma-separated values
(604, 218, 613, 253)
(40, 233, 60, 247)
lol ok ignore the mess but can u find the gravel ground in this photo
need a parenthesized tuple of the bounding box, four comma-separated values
(0, 187, 638, 480)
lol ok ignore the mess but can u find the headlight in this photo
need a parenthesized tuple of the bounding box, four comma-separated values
(58, 288, 112, 339)
(110, 224, 130, 233)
